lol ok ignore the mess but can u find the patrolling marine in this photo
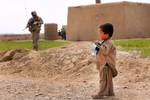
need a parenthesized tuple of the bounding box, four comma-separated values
(26, 11, 43, 51)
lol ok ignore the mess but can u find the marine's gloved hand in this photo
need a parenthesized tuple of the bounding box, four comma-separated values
(33, 21, 39, 25)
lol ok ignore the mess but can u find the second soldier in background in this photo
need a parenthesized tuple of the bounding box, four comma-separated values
(26, 11, 43, 51)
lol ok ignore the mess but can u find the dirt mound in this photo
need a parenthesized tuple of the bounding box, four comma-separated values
(0, 42, 149, 83)
(0, 42, 95, 79)
(116, 51, 150, 84)
(0, 49, 29, 62)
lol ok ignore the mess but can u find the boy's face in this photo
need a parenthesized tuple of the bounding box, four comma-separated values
(98, 28, 109, 40)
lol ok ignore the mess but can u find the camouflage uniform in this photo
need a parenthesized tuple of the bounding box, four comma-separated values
(61, 28, 66, 40)
(26, 11, 43, 51)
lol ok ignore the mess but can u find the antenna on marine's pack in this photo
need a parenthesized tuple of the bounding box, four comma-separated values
(22, 0, 29, 32)
(23, 0, 29, 21)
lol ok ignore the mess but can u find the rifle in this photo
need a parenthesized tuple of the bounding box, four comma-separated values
(22, 27, 28, 31)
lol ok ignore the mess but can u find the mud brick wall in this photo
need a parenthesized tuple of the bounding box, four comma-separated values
(44, 23, 59, 40)
(67, 2, 150, 40)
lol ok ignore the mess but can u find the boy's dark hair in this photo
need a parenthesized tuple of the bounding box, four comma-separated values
(99, 23, 114, 38)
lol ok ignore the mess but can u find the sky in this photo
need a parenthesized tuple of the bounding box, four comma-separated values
(0, 0, 149, 34)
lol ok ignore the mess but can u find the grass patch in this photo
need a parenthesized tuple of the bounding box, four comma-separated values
(0, 40, 70, 51)
(113, 38, 150, 57)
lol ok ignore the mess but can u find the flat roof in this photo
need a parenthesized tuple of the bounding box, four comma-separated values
(69, 1, 150, 8)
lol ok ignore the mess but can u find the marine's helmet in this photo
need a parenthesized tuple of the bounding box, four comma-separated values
(31, 11, 37, 16)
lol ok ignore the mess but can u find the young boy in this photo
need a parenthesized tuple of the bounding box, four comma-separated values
(92, 23, 118, 99)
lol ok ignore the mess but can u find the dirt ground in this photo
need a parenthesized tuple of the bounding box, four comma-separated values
(0, 42, 149, 100)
